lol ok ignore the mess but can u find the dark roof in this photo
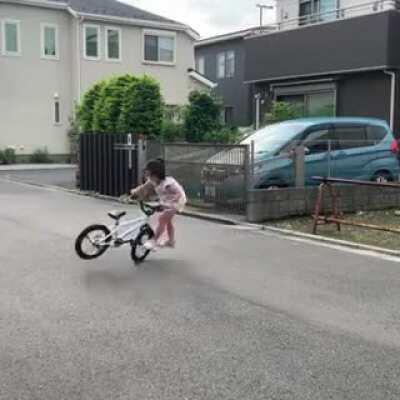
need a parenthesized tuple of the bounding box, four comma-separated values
(50, 0, 185, 26)
(196, 26, 276, 46)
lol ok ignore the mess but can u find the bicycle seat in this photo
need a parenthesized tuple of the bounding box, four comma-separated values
(108, 210, 127, 220)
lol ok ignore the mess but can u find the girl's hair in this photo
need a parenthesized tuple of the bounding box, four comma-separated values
(145, 158, 165, 180)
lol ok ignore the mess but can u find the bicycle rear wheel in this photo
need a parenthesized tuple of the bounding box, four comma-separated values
(131, 225, 154, 264)
(75, 225, 111, 260)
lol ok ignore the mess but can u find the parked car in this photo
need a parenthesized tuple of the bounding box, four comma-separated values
(202, 117, 400, 196)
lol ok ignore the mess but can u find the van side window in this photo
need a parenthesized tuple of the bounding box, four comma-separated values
(335, 125, 367, 150)
(366, 125, 386, 145)
(303, 129, 332, 154)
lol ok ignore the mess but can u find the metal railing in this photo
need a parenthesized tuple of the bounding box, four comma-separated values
(256, 0, 400, 33)
(312, 176, 400, 235)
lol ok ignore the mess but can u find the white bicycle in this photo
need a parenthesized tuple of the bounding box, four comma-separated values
(75, 201, 161, 264)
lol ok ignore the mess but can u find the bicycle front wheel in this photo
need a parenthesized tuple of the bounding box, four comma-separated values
(75, 225, 111, 260)
(131, 225, 154, 264)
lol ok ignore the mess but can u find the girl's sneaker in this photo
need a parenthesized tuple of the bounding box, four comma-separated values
(143, 240, 156, 250)
(159, 239, 175, 249)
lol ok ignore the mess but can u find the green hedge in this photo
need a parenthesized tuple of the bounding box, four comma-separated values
(117, 76, 163, 136)
(77, 74, 163, 136)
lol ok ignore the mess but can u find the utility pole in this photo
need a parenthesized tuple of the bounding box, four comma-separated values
(256, 3, 274, 30)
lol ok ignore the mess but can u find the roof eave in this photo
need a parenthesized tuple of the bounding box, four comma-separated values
(188, 69, 218, 89)
(72, 11, 199, 40)
(2, 0, 199, 39)
(0, 0, 68, 10)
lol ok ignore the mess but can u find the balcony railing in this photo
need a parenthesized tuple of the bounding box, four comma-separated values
(260, 0, 400, 32)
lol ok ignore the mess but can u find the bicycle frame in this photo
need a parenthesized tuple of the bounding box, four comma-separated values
(97, 215, 150, 247)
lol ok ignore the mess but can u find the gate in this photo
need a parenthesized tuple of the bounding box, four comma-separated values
(79, 133, 138, 197)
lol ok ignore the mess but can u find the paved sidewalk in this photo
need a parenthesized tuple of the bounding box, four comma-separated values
(0, 163, 76, 171)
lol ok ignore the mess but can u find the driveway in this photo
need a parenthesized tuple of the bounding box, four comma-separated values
(1, 179, 400, 399)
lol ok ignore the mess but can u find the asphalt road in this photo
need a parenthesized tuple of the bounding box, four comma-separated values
(0, 167, 76, 189)
(1, 178, 400, 400)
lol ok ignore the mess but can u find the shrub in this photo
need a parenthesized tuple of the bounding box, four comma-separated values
(77, 80, 106, 133)
(92, 75, 136, 133)
(203, 127, 241, 144)
(30, 148, 52, 164)
(184, 91, 222, 142)
(160, 120, 185, 142)
(0, 149, 4, 164)
(265, 101, 304, 125)
(3, 147, 16, 164)
(117, 75, 163, 136)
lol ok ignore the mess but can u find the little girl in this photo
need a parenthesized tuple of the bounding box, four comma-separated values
(131, 159, 186, 250)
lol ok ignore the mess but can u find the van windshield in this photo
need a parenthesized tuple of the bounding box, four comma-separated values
(242, 122, 309, 156)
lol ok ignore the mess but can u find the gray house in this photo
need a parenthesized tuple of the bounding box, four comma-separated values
(246, 0, 400, 133)
(197, 0, 400, 134)
(195, 27, 274, 128)
(0, 0, 214, 160)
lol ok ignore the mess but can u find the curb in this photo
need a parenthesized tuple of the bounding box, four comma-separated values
(3, 176, 400, 258)
(0, 164, 76, 172)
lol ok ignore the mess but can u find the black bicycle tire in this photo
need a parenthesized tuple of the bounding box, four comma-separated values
(75, 224, 111, 260)
(131, 225, 154, 264)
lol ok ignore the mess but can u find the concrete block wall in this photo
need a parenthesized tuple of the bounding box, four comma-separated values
(247, 185, 400, 223)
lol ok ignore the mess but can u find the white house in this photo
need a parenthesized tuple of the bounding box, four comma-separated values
(0, 0, 214, 160)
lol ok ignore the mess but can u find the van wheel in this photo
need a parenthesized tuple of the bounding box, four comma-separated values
(372, 171, 393, 183)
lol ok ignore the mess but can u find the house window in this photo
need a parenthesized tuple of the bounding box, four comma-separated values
(217, 53, 225, 79)
(106, 27, 121, 61)
(299, 0, 337, 24)
(226, 51, 235, 78)
(53, 95, 61, 125)
(41, 24, 58, 59)
(196, 56, 205, 75)
(217, 51, 235, 79)
(144, 31, 175, 64)
(224, 107, 234, 126)
(277, 87, 335, 117)
(2, 20, 21, 56)
(84, 25, 100, 60)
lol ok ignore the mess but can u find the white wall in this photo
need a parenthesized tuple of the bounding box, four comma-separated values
(0, 3, 73, 155)
(0, 3, 197, 156)
(78, 21, 196, 106)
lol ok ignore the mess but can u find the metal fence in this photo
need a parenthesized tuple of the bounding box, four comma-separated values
(163, 143, 250, 212)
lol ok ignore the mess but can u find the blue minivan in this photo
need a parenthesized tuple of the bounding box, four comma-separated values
(241, 117, 400, 188)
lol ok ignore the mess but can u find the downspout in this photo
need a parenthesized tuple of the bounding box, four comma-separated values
(77, 16, 83, 100)
(384, 70, 396, 132)
(68, 7, 83, 101)
(254, 93, 261, 130)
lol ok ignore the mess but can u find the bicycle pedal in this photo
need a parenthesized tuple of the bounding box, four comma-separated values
(114, 238, 124, 247)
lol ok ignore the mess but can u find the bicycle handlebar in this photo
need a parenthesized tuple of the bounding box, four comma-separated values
(139, 201, 163, 216)
(127, 195, 162, 216)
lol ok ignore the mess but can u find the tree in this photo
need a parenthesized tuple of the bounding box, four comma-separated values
(184, 91, 222, 142)
(92, 75, 135, 133)
(77, 80, 106, 133)
(264, 101, 304, 125)
(117, 76, 163, 136)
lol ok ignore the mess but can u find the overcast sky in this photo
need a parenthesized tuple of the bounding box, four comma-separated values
(123, 0, 276, 38)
